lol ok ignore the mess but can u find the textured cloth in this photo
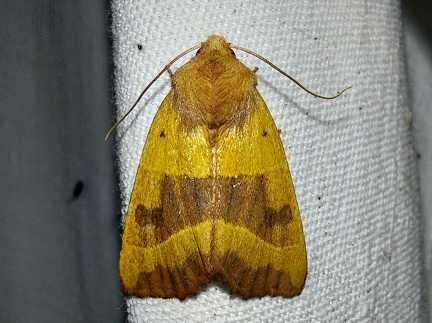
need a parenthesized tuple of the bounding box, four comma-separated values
(111, 0, 421, 321)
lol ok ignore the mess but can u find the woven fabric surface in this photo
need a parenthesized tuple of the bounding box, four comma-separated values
(110, 0, 421, 321)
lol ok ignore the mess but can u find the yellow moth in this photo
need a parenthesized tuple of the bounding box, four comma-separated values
(107, 35, 350, 299)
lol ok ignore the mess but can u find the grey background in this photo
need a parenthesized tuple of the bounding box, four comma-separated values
(0, 1, 429, 322)
(403, 1, 432, 321)
(0, 1, 123, 322)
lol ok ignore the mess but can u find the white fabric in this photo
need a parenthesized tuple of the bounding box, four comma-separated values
(111, 0, 421, 321)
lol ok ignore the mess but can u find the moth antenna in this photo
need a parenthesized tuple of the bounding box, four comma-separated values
(230, 44, 351, 100)
(105, 43, 201, 141)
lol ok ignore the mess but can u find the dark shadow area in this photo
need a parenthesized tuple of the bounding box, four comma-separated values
(402, 1, 432, 46)
(401, 1, 432, 322)
(0, 1, 124, 321)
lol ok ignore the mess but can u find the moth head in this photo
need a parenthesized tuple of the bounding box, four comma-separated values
(199, 35, 235, 57)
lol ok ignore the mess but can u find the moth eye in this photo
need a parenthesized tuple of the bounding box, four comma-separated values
(195, 48, 202, 56)
(230, 49, 236, 56)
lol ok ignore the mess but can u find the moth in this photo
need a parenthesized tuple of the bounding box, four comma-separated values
(109, 35, 350, 299)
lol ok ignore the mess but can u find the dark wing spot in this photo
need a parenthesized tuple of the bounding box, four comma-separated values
(160, 130, 166, 138)
(264, 205, 293, 227)
(262, 129, 268, 137)
(135, 204, 164, 228)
